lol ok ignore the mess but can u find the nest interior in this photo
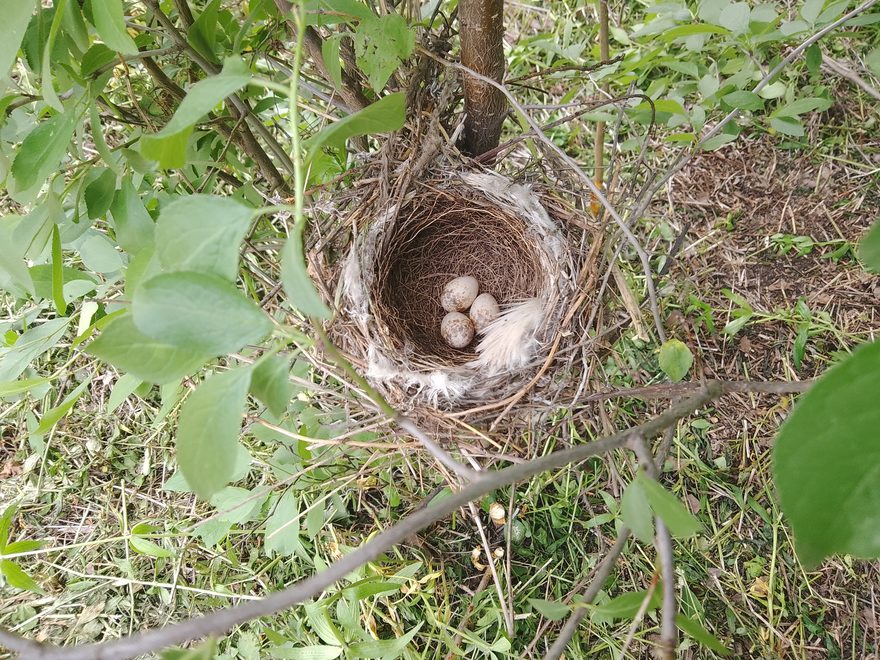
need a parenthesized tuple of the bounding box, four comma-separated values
(375, 188, 545, 363)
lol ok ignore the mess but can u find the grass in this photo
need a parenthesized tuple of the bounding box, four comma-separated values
(3, 1, 880, 659)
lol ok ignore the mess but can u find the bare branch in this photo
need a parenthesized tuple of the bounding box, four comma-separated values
(273, 0, 370, 113)
(543, 529, 631, 659)
(632, 435, 676, 659)
(583, 378, 815, 402)
(141, 0, 297, 188)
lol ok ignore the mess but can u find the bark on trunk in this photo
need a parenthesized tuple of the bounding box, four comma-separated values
(459, 0, 507, 157)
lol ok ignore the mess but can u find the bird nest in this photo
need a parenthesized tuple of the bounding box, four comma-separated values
(335, 165, 595, 411)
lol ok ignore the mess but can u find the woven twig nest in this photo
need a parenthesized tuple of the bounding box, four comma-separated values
(339, 167, 580, 408)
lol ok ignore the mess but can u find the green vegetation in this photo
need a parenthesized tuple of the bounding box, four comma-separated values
(1, 0, 879, 658)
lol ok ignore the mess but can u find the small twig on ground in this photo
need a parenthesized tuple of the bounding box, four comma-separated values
(821, 54, 880, 101)
(631, 435, 676, 659)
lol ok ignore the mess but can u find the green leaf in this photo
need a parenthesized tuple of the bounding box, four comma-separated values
(129, 536, 175, 558)
(658, 339, 693, 382)
(34, 377, 91, 435)
(0, 317, 70, 382)
(858, 221, 880, 272)
(91, 0, 138, 54)
(208, 487, 264, 527)
(758, 81, 787, 99)
(0, 216, 35, 296)
(11, 107, 79, 192)
(1, 2, 35, 77)
(700, 133, 737, 151)
(661, 23, 730, 40)
(321, 34, 344, 90)
(188, 0, 221, 64)
(268, 646, 343, 660)
(281, 226, 331, 318)
(772, 96, 832, 118)
(40, 0, 66, 112)
(250, 354, 292, 418)
(592, 589, 661, 623)
(0, 377, 51, 398)
(676, 614, 731, 655)
(155, 195, 253, 280)
(141, 58, 252, 168)
(527, 598, 570, 621)
(132, 272, 272, 355)
(81, 43, 116, 77)
(343, 581, 402, 602)
(769, 116, 804, 137)
(637, 473, 702, 538)
(305, 92, 406, 163)
(51, 225, 66, 316)
(62, 0, 90, 52)
(621, 478, 654, 544)
(722, 313, 753, 335)
(718, 2, 750, 34)
(347, 622, 423, 659)
(176, 366, 252, 499)
(722, 90, 764, 111)
(109, 178, 156, 254)
(773, 341, 880, 568)
(867, 47, 880, 76)
(0, 506, 15, 547)
(265, 490, 305, 558)
(354, 15, 415, 92)
(84, 168, 117, 220)
(0, 559, 44, 594)
(805, 44, 822, 75)
(86, 314, 210, 384)
(160, 639, 218, 660)
(108, 373, 142, 412)
(3, 540, 45, 555)
(800, 0, 824, 23)
(80, 234, 124, 273)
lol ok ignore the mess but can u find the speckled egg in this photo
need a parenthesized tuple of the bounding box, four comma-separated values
(469, 293, 500, 333)
(441, 312, 475, 348)
(440, 276, 479, 313)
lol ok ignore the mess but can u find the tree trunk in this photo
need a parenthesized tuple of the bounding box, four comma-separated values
(459, 0, 507, 157)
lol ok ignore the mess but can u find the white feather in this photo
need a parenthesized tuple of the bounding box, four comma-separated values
(471, 298, 545, 374)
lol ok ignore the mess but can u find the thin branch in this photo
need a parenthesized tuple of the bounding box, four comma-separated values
(583, 378, 815, 402)
(273, 0, 370, 112)
(544, 426, 679, 659)
(543, 529, 631, 659)
(141, 0, 296, 187)
(8, 385, 721, 660)
(632, 435, 676, 659)
(822, 53, 880, 101)
(0, 628, 44, 657)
